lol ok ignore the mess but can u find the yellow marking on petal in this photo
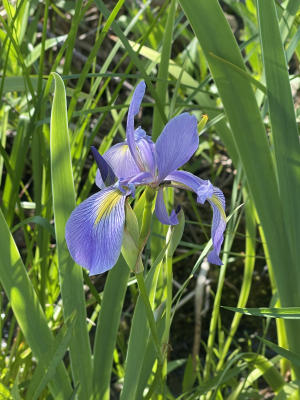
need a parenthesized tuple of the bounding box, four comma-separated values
(94, 190, 123, 225)
(120, 145, 128, 154)
(211, 195, 226, 221)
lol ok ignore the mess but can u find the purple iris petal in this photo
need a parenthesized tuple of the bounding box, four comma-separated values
(91, 147, 117, 188)
(207, 187, 226, 265)
(65, 187, 126, 275)
(126, 81, 146, 170)
(155, 188, 178, 225)
(128, 171, 153, 186)
(134, 128, 156, 176)
(165, 170, 214, 204)
(95, 142, 140, 189)
(155, 113, 199, 181)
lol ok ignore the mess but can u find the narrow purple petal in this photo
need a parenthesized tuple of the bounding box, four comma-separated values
(207, 187, 226, 265)
(165, 170, 214, 204)
(91, 146, 117, 188)
(65, 187, 126, 275)
(126, 81, 146, 169)
(155, 113, 199, 181)
(155, 188, 178, 225)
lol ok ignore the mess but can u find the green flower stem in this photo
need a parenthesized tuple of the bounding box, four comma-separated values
(133, 186, 165, 390)
(135, 271, 164, 366)
(138, 187, 156, 250)
(163, 255, 173, 345)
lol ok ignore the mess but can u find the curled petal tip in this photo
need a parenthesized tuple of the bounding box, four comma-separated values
(207, 250, 223, 265)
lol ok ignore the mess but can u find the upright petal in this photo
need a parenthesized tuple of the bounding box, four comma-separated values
(91, 146, 117, 188)
(155, 113, 198, 181)
(155, 188, 178, 225)
(96, 142, 140, 187)
(126, 81, 146, 169)
(207, 188, 226, 265)
(134, 127, 156, 176)
(65, 187, 126, 275)
(165, 170, 214, 204)
(95, 130, 156, 189)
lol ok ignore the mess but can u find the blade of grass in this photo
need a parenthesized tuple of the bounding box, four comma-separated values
(67, 0, 125, 119)
(260, 337, 300, 368)
(25, 312, 77, 400)
(178, 0, 300, 376)
(152, 0, 176, 139)
(50, 72, 92, 399)
(92, 255, 130, 400)
(223, 307, 300, 319)
(0, 209, 72, 399)
(93, 0, 167, 125)
(257, 0, 300, 274)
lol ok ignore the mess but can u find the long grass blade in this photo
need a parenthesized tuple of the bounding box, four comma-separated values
(50, 72, 92, 398)
(178, 0, 300, 374)
(257, 0, 300, 268)
(92, 256, 130, 400)
(0, 209, 72, 399)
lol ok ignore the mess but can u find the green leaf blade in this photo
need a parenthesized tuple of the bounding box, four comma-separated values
(50, 72, 92, 399)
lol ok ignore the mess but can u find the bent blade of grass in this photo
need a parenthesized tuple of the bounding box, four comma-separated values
(24, 35, 67, 67)
(50, 72, 92, 398)
(94, 0, 167, 125)
(259, 337, 300, 369)
(152, 0, 176, 139)
(243, 353, 285, 393)
(0, 209, 72, 399)
(178, 0, 300, 375)
(224, 307, 300, 319)
(67, 0, 125, 120)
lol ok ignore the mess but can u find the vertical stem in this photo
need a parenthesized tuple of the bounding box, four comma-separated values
(135, 272, 164, 366)
(139, 186, 156, 248)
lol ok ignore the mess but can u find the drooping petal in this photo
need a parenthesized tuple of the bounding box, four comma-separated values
(207, 187, 226, 265)
(91, 146, 117, 189)
(165, 170, 214, 204)
(126, 81, 146, 169)
(65, 187, 126, 275)
(155, 113, 199, 181)
(155, 188, 178, 225)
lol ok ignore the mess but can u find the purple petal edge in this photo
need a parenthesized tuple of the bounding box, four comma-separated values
(207, 187, 226, 266)
(126, 81, 146, 170)
(155, 188, 178, 225)
(65, 187, 126, 275)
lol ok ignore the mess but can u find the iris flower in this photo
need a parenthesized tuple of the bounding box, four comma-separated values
(65, 81, 226, 275)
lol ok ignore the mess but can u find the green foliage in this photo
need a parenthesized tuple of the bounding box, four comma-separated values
(0, 0, 299, 398)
